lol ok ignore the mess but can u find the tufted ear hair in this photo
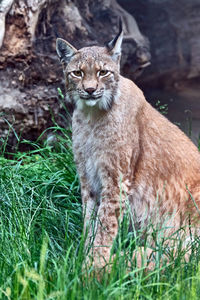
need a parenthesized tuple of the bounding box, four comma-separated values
(106, 18, 123, 62)
(56, 38, 77, 64)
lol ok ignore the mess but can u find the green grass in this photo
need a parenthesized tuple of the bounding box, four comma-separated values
(0, 126, 200, 299)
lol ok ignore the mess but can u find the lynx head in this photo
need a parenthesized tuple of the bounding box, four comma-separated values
(56, 22, 123, 111)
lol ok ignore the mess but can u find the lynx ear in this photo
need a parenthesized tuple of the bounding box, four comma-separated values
(106, 19, 123, 62)
(56, 38, 77, 64)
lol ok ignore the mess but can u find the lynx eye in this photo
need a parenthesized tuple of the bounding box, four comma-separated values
(71, 70, 83, 78)
(98, 70, 110, 77)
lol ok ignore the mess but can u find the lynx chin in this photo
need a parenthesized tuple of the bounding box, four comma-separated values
(56, 22, 200, 268)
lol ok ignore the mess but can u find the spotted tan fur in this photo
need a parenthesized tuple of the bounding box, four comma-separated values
(56, 24, 200, 268)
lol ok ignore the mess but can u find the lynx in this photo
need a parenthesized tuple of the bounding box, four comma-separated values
(56, 23, 200, 268)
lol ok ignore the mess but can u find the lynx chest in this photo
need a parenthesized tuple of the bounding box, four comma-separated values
(72, 110, 122, 196)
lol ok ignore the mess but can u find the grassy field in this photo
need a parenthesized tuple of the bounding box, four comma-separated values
(1, 125, 200, 300)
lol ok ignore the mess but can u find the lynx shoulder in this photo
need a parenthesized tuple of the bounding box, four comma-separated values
(56, 22, 200, 268)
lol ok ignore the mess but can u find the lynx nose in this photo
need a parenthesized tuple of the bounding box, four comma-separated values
(85, 87, 96, 95)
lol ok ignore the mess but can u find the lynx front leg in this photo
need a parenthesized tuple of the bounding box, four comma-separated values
(80, 176, 98, 250)
(89, 183, 126, 268)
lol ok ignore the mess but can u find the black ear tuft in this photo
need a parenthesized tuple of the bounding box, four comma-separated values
(56, 38, 77, 64)
(106, 18, 123, 62)
(106, 18, 123, 52)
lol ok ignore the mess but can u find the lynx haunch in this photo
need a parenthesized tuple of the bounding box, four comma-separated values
(56, 23, 200, 268)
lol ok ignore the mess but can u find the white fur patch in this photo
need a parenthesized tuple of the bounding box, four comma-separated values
(85, 99, 100, 107)
(76, 98, 84, 110)
(98, 90, 112, 110)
